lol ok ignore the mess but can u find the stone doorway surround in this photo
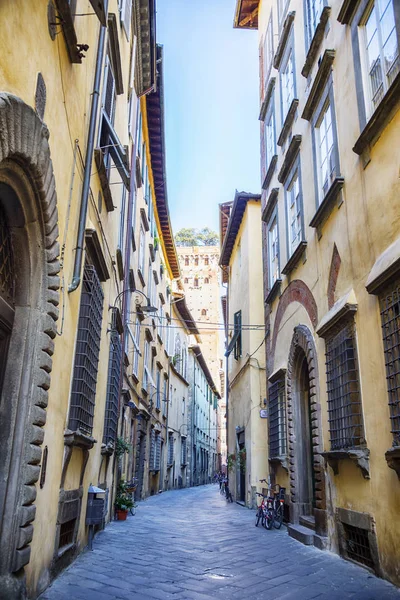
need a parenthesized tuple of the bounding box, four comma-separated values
(0, 93, 60, 597)
(286, 325, 327, 542)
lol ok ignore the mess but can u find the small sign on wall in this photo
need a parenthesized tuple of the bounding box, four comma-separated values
(259, 409, 268, 419)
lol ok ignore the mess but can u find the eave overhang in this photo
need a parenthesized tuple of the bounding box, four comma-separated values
(219, 192, 261, 267)
(134, 0, 157, 97)
(191, 345, 221, 398)
(172, 293, 200, 338)
(143, 45, 181, 280)
(233, 0, 260, 29)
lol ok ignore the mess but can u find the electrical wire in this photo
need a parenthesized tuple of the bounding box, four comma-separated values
(127, 309, 265, 330)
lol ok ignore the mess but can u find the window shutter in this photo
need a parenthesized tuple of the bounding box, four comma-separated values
(121, 0, 132, 40)
(155, 433, 161, 470)
(149, 428, 155, 470)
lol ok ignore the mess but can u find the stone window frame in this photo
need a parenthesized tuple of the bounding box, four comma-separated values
(302, 1, 332, 78)
(308, 72, 344, 231)
(263, 11, 275, 93)
(281, 155, 307, 276)
(266, 205, 282, 302)
(262, 89, 278, 191)
(278, 29, 298, 134)
(350, 0, 400, 157)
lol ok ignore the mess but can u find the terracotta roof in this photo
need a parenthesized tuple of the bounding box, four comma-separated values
(233, 0, 260, 29)
(190, 345, 221, 399)
(172, 294, 200, 339)
(145, 45, 180, 279)
(219, 191, 261, 267)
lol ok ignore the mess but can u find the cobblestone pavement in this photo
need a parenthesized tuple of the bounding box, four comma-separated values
(40, 485, 400, 600)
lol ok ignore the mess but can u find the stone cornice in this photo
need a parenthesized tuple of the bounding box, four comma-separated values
(273, 11, 295, 70)
(261, 187, 279, 224)
(278, 98, 299, 146)
(302, 6, 331, 78)
(278, 135, 302, 183)
(302, 50, 335, 121)
(259, 78, 276, 121)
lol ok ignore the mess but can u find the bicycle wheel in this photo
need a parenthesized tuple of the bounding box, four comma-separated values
(265, 509, 273, 530)
(274, 504, 283, 529)
(255, 507, 262, 527)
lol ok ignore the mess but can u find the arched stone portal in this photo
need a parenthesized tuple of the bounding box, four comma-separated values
(0, 93, 60, 597)
(286, 325, 327, 540)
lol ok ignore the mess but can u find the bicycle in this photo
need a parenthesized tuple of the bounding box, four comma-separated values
(125, 478, 139, 516)
(255, 492, 267, 527)
(259, 480, 285, 529)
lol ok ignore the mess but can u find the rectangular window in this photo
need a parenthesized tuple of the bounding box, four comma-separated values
(58, 519, 76, 550)
(142, 340, 150, 390)
(103, 309, 122, 446)
(360, 0, 399, 117)
(379, 279, 400, 444)
(281, 51, 295, 122)
(99, 54, 116, 176)
(149, 428, 155, 470)
(306, 0, 324, 42)
(131, 318, 141, 378)
(234, 310, 242, 360)
(156, 368, 161, 410)
(181, 437, 187, 465)
(265, 101, 276, 170)
(138, 223, 145, 275)
(286, 169, 302, 255)
(168, 432, 174, 465)
(155, 432, 161, 471)
(264, 14, 274, 87)
(278, 0, 290, 26)
(162, 378, 167, 417)
(268, 214, 280, 288)
(69, 263, 104, 436)
(182, 396, 185, 415)
(315, 101, 336, 203)
(325, 322, 365, 450)
(269, 376, 287, 458)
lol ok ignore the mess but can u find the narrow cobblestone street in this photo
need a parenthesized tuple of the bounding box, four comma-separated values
(40, 486, 400, 600)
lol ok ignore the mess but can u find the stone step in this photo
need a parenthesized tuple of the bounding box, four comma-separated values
(299, 514, 316, 531)
(288, 523, 315, 545)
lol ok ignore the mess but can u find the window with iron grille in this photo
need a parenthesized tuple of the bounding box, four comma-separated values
(149, 428, 155, 470)
(58, 518, 76, 550)
(162, 378, 167, 417)
(325, 321, 365, 450)
(379, 279, 400, 445)
(155, 432, 161, 471)
(103, 308, 122, 446)
(0, 203, 15, 395)
(269, 376, 287, 458)
(181, 437, 187, 465)
(156, 368, 161, 410)
(69, 263, 104, 436)
(168, 432, 174, 465)
(342, 523, 374, 570)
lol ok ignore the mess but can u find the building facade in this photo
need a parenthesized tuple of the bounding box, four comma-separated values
(220, 193, 267, 507)
(235, 0, 400, 586)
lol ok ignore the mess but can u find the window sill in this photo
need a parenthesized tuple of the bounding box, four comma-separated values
(262, 155, 278, 190)
(302, 50, 336, 121)
(277, 135, 302, 183)
(116, 247, 124, 281)
(281, 240, 307, 275)
(309, 177, 344, 230)
(277, 99, 299, 146)
(64, 429, 96, 450)
(136, 156, 142, 188)
(273, 11, 296, 70)
(269, 455, 289, 472)
(261, 188, 279, 224)
(365, 235, 400, 295)
(131, 372, 139, 385)
(57, 542, 76, 560)
(137, 269, 146, 287)
(265, 278, 282, 305)
(320, 448, 370, 479)
(316, 288, 357, 338)
(149, 243, 156, 262)
(302, 7, 331, 78)
(337, 0, 359, 24)
(94, 149, 114, 212)
(385, 446, 400, 480)
(259, 78, 276, 121)
(140, 208, 150, 231)
(353, 71, 400, 157)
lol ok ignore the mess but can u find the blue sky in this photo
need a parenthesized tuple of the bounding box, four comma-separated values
(156, 0, 260, 235)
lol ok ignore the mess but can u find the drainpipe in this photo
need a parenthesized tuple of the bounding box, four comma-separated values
(69, 0, 109, 293)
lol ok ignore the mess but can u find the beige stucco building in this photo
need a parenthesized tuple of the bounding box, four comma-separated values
(235, 0, 400, 586)
(220, 193, 267, 507)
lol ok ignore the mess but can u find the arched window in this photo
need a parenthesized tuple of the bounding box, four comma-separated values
(204, 257, 209, 265)
(184, 277, 188, 284)
(184, 257, 189, 266)
(194, 257, 199, 266)
(204, 278, 209, 284)
(201, 309, 207, 316)
(194, 278, 199, 287)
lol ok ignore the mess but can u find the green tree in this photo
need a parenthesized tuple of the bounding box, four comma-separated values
(175, 227, 219, 247)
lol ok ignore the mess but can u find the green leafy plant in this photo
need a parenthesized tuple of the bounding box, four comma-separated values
(114, 480, 134, 511)
(115, 437, 132, 458)
(238, 448, 246, 472)
(227, 453, 236, 472)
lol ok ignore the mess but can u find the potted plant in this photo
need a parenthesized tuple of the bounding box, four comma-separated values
(114, 480, 134, 520)
(227, 453, 236, 473)
(115, 437, 132, 458)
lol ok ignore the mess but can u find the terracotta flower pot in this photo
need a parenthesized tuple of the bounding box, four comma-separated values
(116, 509, 128, 521)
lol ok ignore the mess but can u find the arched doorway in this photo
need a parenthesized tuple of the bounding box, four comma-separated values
(286, 325, 327, 538)
(0, 94, 59, 596)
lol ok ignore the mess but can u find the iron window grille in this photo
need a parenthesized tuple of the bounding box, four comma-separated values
(58, 518, 76, 550)
(149, 428, 155, 470)
(69, 263, 104, 437)
(233, 310, 242, 360)
(155, 433, 161, 471)
(0, 204, 14, 305)
(342, 522, 374, 570)
(103, 308, 122, 447)
(168, 432, 174, 465)
(181, 437, 187, 465)
(156, 369, 161, 410)
(269, 377, 287, 458)
(325, 321, 365, 450)
(379, 279, 400, 445)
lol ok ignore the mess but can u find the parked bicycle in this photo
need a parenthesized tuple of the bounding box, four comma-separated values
(125, 477, 139, 516)
(219, 477, 233, 502)
(258, 479, 285, 530)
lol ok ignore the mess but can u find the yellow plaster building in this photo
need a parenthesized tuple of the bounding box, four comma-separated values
(220, 193, 267, 507)
(235, 0, 400, 586)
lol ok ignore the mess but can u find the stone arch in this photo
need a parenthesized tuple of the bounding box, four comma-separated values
(0, 93, 59, 593)
(271, 280, 318, 363)
(327, 243, 341, 309)
(286, 325, 326, 522)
